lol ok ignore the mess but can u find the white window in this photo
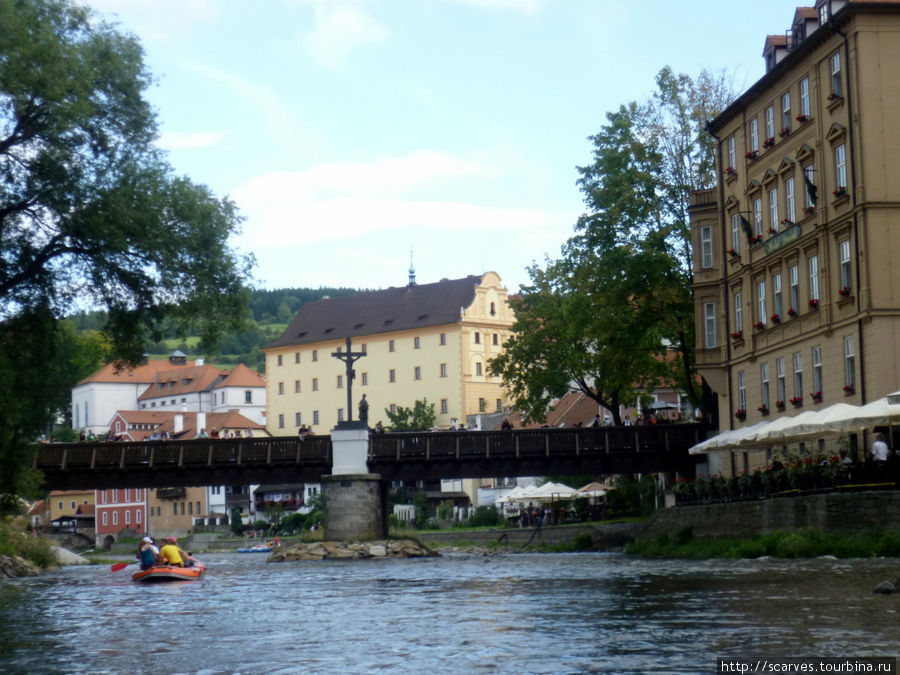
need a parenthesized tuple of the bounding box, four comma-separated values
(753, 197, 763, 236)
(136, 510, 142, 524)
(757, 280, 767, 325)
(312, 350, 318, 361)
(361, 372, 368, 386)
(295, 380, 301, 393)
(776, 357, 786, 403)
(835, 143, 847, 191)
(765, 105, 775, 140)
(278, 413, 284, 429)
(389, 369, 396, 383)
(840, 240, 851, 290)
(388, 340, 395, 352)
(737, 371, 746, 412)
(113, 512, 118, 526)
(338, 408, 344, 422)
(830, 52, 842, 97)
(727, 136, 736, 170)
(731, 214, 740, 253)
(812, 346, 823, 395)
(337, 374, 343, 389)
(761, 363, 770, 409)
(125, 489, 130, 502)
(750, 118, 759, 152)
(440, 363, 447, 378)
(790, 264, 800, 311)
(440, 333, 446, 345)
(809, 254, 819, 301)
(768, 187, 779, 231)
(312, 378, 319, 391)
(414, 336, 420, 349)
(793, 352, 803, 399)
(313, 410, 320, 425)
(700, 226, 712, 268)
(295, 412, 302, 427)
(844, 335, 856, 387)
(440, 399, 448, 414)
(278, 382, 284, 395)
(773, 273, 783, 318)
(415, 366, 422, 380)
(785, 177, 795, 223)
(704, 302, 716, 348)
(800, 77, 810, 117)
(102, 512, 108, 526)
(125, 510, 131, 525)
(734, 292, 743, 333)
(781, 92, 791, 131)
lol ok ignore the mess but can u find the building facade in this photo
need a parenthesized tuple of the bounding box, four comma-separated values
(262, 272, 515, 434)
(95, 488, 148, 542)
(691, 0, 900, 475)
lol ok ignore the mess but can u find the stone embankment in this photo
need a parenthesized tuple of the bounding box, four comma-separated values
(0, 555, 41, 577)
(268, 539, 438, 562)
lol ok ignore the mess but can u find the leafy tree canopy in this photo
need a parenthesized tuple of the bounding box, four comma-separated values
(0, 0, 253, 510)
(491, 67, 734, 426)
(384, 399, 437, 431)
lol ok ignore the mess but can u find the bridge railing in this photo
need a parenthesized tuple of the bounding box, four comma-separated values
(369, 424, 707, 463)
(32, 436, 333, 473)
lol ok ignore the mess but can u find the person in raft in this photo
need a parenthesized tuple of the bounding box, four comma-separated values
(137, 536, 160, 570)
(159, 538, 187, 567)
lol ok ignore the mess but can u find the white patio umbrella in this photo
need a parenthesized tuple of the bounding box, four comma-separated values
(689, 422, 769, 454)
(748, 410, 824, 444)
(821, 396, 900, 432)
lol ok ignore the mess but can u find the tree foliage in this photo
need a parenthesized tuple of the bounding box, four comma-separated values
(0, 0, 253, 510)
(491, 67, 734, 426)
(384, 399, 437, 431)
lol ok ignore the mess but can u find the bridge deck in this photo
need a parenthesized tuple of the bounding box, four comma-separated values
(33, 424, 708, 490)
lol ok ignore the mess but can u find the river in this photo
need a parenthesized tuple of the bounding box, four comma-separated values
(0, 552, 897, 674)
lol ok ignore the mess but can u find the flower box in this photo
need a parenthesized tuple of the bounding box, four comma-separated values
(779, 218, 794, 227)
(827, 92, 842, 102)
(724, 167, 737, 177)
(758, 405, 770, 415)
(811, 391, 823, 403)
(803, 206, 816, 217)
(775, 400, 786, 411)
(763, 137, 776, 149)
(770, 313, 781, 324)
(768, 227, 778, 236)
(752, 234, 764, 244)
(745, 150, 759, 160)
(727, 248, 738, 258)
(734, 409, 747, 421)
(787, 308, 798, 318)
(839, 286, 852, 297)
(779, 127, 791, 138)
(754, 321, 766, 330)
(833, 186, 847, 198)
(843, 385, 855, 395)
(808, 299, 819, 309)
(796, 114, 811, 123)
(790, 396, 803, 407)
(730, 331, 743, 340)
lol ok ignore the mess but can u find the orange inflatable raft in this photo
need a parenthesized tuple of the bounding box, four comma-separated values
(132, 560, 205, 583)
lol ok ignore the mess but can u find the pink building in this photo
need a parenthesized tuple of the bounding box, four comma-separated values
(95, 488, 148, 541)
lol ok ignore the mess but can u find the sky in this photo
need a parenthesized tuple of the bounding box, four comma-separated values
(85, 0, 800, 294)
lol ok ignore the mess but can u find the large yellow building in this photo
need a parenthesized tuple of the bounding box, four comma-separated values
(262, 272, 515, 434)
(691, 1, 900, 475)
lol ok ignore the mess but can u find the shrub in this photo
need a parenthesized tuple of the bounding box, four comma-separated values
(573, 533, 593, 551)
(467, 506, 500, 528)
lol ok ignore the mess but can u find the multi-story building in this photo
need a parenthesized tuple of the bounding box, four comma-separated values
(72, 353, 267, 435)
(147, 486, 209, 540)
(95, 488, 149, 543)
(691, 0, 900, 475)
(262, 272, 515, 434)
(48, 489, 95, 533)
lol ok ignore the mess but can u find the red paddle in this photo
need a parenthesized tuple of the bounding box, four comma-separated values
(110, 561, 132, 572)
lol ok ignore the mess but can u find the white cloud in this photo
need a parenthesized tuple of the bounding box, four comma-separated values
(444, 0, 540, 12)
(157, 130, 227, 150)
(302, 5, 389, 71)
(230, 150, 562, 251)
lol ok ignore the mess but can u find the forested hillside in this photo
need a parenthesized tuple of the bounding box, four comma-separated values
(69, 286, 360, 373)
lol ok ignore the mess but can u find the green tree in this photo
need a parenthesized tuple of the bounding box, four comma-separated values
(491, 68, 733, 426)
(0, 0, 254, 511)
(384, 399, 437, 431)
(230, 509, 244, 536)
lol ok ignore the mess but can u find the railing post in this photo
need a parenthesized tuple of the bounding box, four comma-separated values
(237, 442, 243, 466)
(515, 433, 520, 458)
(208, 443, 214, 466)
(266, 441, 271, 464)
(545, 432, 550, 457)
(575, 431, 580, 456)
(90, 447, 97, 470)
(149, 446, 155, 468)
(485, 434, 490, 459)
(604, 431, 610, 454)
(395, 438, 400, 462)
(178, 445, 184, 467)
(61, 447, 68, 471)
(426, 436, 431, 461)
(118, 447, 124, 469)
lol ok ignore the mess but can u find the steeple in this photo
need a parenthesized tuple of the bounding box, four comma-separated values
(408, 250, 416, 287)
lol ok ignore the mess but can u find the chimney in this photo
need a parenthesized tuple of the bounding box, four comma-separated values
(196, 411, 207, 437)
(195, 358, 204, 366)
(174, 413, 184, 434)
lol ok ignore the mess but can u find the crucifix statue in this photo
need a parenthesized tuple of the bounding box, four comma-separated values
(331, 336, 367, 424)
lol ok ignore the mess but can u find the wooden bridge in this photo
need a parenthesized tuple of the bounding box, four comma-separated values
(32, 424, 708, 490)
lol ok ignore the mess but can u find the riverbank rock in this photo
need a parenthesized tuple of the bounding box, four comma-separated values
(268, 539, 439, 562)
(51, 546, 89, 566)
(0, 555, 41, 578)
(873, 580, 896, 595)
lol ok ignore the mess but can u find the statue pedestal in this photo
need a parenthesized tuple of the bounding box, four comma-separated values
(323, 422, 384, 540)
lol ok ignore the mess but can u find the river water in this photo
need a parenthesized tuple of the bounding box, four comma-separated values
(0, 552, 897, 674)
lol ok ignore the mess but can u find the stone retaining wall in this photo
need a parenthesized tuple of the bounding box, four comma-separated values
(415, 522, 643, 550)
(640, 490, 900, 539)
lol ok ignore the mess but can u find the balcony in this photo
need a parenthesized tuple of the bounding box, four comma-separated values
(156, 487, 186, 499)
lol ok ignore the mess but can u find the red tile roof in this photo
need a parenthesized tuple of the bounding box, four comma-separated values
(214, 362, 265, 389)
(76, 358, 196, 386)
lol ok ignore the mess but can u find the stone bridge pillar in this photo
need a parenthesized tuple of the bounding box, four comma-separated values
(322, 422, 385, 541)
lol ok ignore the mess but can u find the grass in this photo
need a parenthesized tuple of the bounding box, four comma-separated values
(0, 517, 57, 569)
(626, 526, 900, 559)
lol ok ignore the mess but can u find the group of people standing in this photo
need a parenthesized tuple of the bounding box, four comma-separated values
(136, 536, 192, 569)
